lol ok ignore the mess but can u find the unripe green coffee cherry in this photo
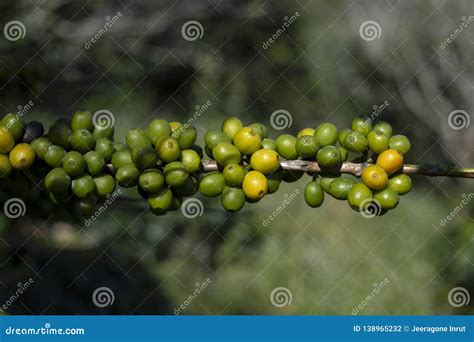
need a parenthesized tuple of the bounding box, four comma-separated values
(174, 126, 197, 149)
(314, 122, 338, 147)
(111, 150, 133, 170)
(139, 169, 165, 194)
(267, 171, 283, 194)
(212, 142, 241, 167)
(372, 122, 392, 137)
(31, 137, 52, 160)
(84, 151, 106, 175)
(374, 187, 399, 209)
(222, 117, 243, 139)
(347, 183, 372, 210)
(296, 135, 319, 159)
(343, 131, 368, 153)
(204, 130, 231, 149)
(164, 161, 189, 187)
(115, 163, 140, 187)
(1, 113, 25, 141)
(388, 174, 412, 195)
(261, 138, 278, 151)
(338, 129, 352, 146)
(172, 175, 198, 197)
(304, 181, 324, 207)
(93, 174, 116, 197)
(44, 145, 66, 168)
(71, 174, 96, 199)
(199, 172, 226, 197)
(95, 138, 115, 161)
(276, 134, 297, 159)
(147, 119, 172, 144)
(93, 125, 114, 140)
(71, 129, 95, 153)
(70, 110, 93, 132)
(63, 151, 86, 176)
(131, 146, 158, 170)
(223, 163, 245, 186)
(328, 177, 355, 199)
(45, 167, 71, 194)
(351, 115, 372, 136)
(156, 136, 180, 163)
(368, 130, 389, 154)
(49, 122, 72, 149)
(148, 188, 173, 214)
(179, 149, 201, 173)
(389, 135, 411, 154)
(317, 145, 341, 167)
(221, 186, 246, 212)
(126, 128, 151, 150)
(249, 123, 268, 139)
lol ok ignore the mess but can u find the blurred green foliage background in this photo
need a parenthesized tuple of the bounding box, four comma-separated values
(0, 0, 473, 314)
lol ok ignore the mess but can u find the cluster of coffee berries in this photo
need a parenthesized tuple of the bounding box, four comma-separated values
(0, 110, 412, 220)
(303, 117, 412, 215)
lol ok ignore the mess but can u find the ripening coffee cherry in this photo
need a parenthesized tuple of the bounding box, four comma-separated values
(1, 113, 25, 141)
(233, 127, 262, 155)
(84, 151, 106, 175)
(93, 174, 116, 197)
(389, 135, 411, 154)
(179, 149, 201, 173)
(329, 177, 355, 199)
(261, 138, 278, 151)
(71, 174, 96, 199)
(71, 129, 95, 153)
(223, 163, 245, 186)
(242, 170, 267, 200)
(70, 110, 93, 132)
(212, 142, 241, 167)
(45, 168, 71, 194)
(304, 181, 324, 208)
(9, 143, 36, 170)
(249, 123, 268, 139)
(175, 126, 197, 149)
(115, 163, 140, 187)
(0, 154, 12, 178)
(296, 135, 319, 159)
(388, 174, 412, 195)
(172, 175, 198, 197)
(367, 130, 389, 154)
(376, 149, 403, 174)
(222, 117, 243, 140)
(156, 136, 180, 163)
(126, 128, 151, 150)
(31, 137, 52, 160)
(131, 146, 158, 170)
(374, 187, 399, 210)
(204, 130, 231, 149)
(199, 172, 226, 197)
(63, 151, 86, 176)
(0, 128, 15, 153)
(169, 122, 182, 133)
(22, 121, 44, 143)
(95, 138, 115, 161)
(148, 188, 173, 215)
(297, 128, 315, 138)
(276, 134, 297, 159)
(49, 121, 72, 149)
(44, 145, 66, 168)
(343, 131, 368, 153)
(111, 150, 132, 170)
(351, 115, 372, 136)
(250, 149, 280, 174)
(372, 122, 392, 137)
(317, 145, 341, 167)
(139, 169, 164, 193)
(164, 161, 189, 187)
(347, 183, 372, 210)
(146, 119, 172, 144)
(221, 186, 246, 212)
(361, 165, 388, 190)
(314, 123, 338, 147)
